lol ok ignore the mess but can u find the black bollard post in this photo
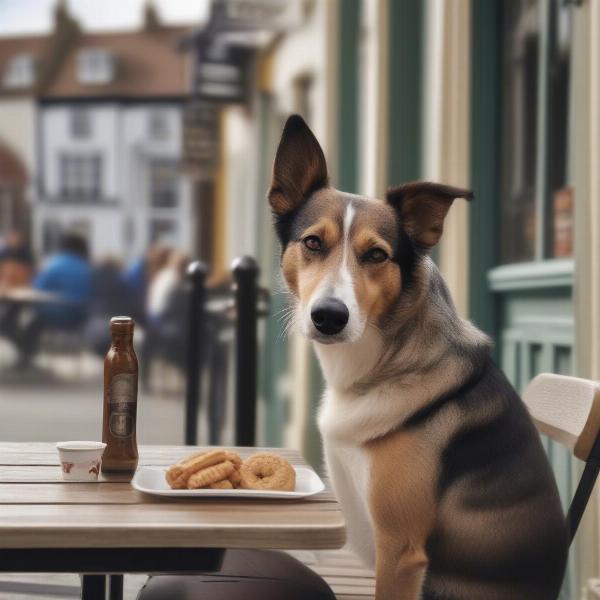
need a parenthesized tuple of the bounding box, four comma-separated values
(184, 261, 208, 446)
(232, 256, 259, 446)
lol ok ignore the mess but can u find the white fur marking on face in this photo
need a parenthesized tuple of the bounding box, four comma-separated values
(304, 202, 365, 342)
(335, 204, 355, 298)
(332, 203, 362, 339)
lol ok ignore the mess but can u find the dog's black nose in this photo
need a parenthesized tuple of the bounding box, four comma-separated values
(311, 298, 349, 335)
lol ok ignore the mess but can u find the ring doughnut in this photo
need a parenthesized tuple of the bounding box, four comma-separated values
(239, 453, 296, 491)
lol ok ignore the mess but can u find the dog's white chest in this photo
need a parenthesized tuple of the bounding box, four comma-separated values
(320, 390, 376, 567)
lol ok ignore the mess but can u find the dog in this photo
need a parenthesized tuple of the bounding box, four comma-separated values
(268, 115, 568, 599)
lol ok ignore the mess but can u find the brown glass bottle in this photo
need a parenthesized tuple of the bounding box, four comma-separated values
(101, 316, 139, 476)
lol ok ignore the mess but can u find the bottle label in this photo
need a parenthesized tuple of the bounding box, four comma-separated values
(109, 373, 136, 438)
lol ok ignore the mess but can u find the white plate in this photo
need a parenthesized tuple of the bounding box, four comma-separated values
(132, 466, 325, 499)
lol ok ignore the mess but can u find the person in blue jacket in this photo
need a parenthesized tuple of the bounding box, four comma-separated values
(14, 233, 92, 367)
(33, 233, 92, 327)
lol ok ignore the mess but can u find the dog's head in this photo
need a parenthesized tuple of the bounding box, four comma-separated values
(269, 115, 472, 345)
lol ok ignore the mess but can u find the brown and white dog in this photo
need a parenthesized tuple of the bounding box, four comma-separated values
(269, 115, 568, 600)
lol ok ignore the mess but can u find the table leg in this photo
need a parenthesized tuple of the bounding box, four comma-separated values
(81, 574, 106, 600)
(109, 574, 123, 600)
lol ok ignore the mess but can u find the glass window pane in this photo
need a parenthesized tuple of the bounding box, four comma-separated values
(71, 108, 91, 138)
(149, 161, 178, 208)
(149, 218, 177, 245)
(500, 0, 540, 264)
(59, 154, 102, 200)
(546, 1, 572, 259)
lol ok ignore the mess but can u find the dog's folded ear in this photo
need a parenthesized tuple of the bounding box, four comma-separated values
(268, 115, 329, 216)
(386, 182, 473, 249)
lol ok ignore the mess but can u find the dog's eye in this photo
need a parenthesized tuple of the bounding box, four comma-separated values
(363, 248, 388, 263)
(303, 236, 322, 252)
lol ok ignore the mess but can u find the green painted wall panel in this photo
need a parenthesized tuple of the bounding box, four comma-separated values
(338, 0, 360, 193)
(469, 0, 501, 339)
(387, 0, 422, 186)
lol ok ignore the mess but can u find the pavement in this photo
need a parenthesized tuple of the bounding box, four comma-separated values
(0, 574, 148, 600)
(0, 353, 185, 444)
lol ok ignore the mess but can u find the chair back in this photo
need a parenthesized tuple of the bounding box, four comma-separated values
(523, 373, 600, 543)
(523, 373, 600, 462)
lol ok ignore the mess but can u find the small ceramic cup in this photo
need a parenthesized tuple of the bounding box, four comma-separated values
(56, 441, 106, 481)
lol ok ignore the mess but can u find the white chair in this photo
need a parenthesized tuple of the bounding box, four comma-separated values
(523, 373, 600, 543)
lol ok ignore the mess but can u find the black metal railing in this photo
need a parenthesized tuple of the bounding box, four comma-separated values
(184, 261, 208, 446)
(184, 256, 269, 447)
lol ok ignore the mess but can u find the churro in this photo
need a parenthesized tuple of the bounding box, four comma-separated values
(169, 449, 228, 489)
(187, 460, 235, 489)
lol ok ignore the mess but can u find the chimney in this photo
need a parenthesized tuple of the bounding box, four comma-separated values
(143, 1, 162, 32)
(53, 0, 78, 32)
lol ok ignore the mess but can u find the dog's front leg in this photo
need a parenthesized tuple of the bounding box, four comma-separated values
(375, 530, 428, 600)
(367, 429, 437, 600)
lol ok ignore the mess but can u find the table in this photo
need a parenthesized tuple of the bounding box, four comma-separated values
(0, 287, 61, 305)
(0, 443, 346, 600)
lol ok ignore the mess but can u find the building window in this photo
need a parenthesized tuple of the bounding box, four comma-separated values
(77, 49, 115, 85)
(71, 108, 91, 138)
(149, 162, 178, 208)
(60, 155, 102, 200)
(149, 218, 177, 244)
(42, 220, 62, 254)
(499, 0, 572, 264)
(3, 54, 35, 88)
(148, 110, 168, 140)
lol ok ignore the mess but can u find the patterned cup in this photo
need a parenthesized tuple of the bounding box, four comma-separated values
(56, 441, 106, 481)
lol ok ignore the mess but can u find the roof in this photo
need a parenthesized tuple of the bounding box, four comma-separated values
(44, 27, 190, 99)
(0, 25, 190, 100)
(0, 35, 47, 96)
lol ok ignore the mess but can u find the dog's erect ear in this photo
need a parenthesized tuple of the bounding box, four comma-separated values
(386, 182, 473, 249)
(268, 115, 328, 216)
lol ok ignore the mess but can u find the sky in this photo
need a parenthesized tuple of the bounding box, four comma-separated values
(0, 0, 210, 36)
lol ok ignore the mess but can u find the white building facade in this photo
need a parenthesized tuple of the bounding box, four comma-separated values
(35, 101, 192, 261)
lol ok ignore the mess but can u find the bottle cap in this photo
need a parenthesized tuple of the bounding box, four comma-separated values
(110, 316, 134, 333)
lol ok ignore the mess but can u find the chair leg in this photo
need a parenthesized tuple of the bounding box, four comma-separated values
(567, 460, 600, 543)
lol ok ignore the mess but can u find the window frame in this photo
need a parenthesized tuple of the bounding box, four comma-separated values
(71, 107, 92, 138)
(3, 54, 35, 88)
(148, 160, 178, 209)
(148, 110, 169, 140)
(77, 49, 115, 85)
(59, 153, 102, 201)
(499, 0, 574, 265)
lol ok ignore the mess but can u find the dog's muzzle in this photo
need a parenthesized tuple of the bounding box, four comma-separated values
(311, 298, 349, 336)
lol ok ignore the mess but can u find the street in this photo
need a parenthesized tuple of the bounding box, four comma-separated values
(0, 351, 185, 444)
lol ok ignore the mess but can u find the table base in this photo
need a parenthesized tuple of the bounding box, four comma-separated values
(0, 548, 225, 600)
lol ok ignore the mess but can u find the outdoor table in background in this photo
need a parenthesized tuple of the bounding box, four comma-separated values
(0, 443, 346, 600)
(0, 287, 62, 306)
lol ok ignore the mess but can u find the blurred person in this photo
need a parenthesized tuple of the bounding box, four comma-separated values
(0, 231, 35, 365)
(147, 243, 173, 283)
(7, 232, 92, 368)
(33, 232, 92, 327)
(0, 230, 34, 290)
(146, 247, 182, 323)
(124, 243, 171, 325)
(142, 250, 190, 387)
(84, 257, 132, 356)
